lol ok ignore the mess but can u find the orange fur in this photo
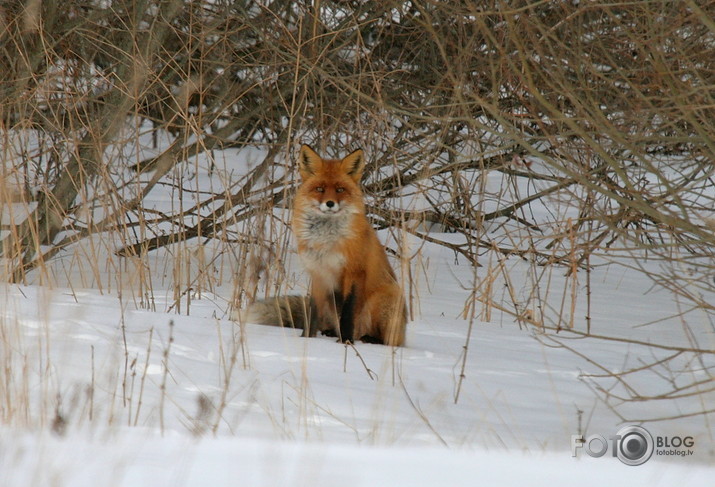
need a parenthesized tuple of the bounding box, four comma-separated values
(291, 145, 406, 346)
(242, 145, 406, 346)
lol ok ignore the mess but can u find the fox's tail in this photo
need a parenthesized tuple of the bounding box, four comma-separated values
(236, 295, 310, 329)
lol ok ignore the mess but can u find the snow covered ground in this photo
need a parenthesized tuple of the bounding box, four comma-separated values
(1, 244, 713, 485)
(1, 140, 713, 485)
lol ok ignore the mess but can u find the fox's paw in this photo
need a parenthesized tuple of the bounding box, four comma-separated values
(321, 328, 338, 338)
(359, 335, 383, 345)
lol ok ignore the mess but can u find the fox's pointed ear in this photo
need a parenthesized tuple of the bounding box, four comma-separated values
(341, 149, 365, 183)
(298, 144, 322, 179)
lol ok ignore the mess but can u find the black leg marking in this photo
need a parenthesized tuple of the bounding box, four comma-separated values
(339, 286, 356, 343)
(332, 290, 344, 311)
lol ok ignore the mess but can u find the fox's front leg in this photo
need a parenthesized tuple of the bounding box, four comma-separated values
(302, 297, 319, 337)
(303, 280, 339, 337)
(338, 285, 356, 343)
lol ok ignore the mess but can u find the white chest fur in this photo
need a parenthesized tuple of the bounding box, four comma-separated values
(294, 210, 355, 290)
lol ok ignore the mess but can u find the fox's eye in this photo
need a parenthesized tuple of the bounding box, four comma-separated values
(315, 187, 324, 193)
(336, 187, 345, 193)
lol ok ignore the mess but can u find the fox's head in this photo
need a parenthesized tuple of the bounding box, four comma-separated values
(296, 144, 365, 216)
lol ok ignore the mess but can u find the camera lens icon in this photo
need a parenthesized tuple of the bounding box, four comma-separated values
(616, 426, 654, 466)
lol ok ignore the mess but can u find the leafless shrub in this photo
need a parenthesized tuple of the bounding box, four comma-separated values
(1, 1, 713, 419)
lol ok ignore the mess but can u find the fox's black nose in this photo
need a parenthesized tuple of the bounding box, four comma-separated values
(325, 200, 335, 208)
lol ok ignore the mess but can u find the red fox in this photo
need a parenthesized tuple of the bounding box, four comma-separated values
(242, 145, 407, 346)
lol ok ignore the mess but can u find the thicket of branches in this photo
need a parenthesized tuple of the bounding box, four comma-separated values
(1, 1, 713, 418)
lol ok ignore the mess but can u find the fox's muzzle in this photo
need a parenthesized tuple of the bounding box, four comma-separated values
(320, 200, 340, 213)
